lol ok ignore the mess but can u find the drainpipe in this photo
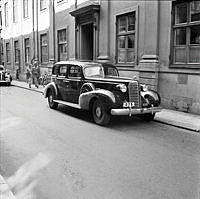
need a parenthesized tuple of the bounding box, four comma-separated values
(36, 0, 39, 61)
(52, 0, 55, 61)
(32, 0, 35, 60)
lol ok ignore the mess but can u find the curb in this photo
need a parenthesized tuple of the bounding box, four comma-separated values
(12, 84, 44, 94)
(153, 118, 200, 133)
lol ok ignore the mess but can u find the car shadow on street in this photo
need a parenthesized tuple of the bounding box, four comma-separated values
(56, 104, 153, 128)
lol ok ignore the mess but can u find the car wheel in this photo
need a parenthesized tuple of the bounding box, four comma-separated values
(48, 90, 58, 109)
(140, 113, 155, 122)
(92, 99, 110, 126)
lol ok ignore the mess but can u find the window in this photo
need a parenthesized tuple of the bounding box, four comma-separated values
(23, 0, 28, 18)
(40, 34, 48, 63)
(59, 65, 67, 76)
(13, 0, 18, 23)
(14, 40, 19, 63)
(24, 38, 30, 64)
(173, 1, 200, 65)
(6, 42, 11, 63)
(69, 65, 82, 78)
(0, 11, 2, 29)
(116, 12, 135, 64)
(58, 29, 68, 61)
(5, 2, 8, 26)
(40, 0, 47, 10)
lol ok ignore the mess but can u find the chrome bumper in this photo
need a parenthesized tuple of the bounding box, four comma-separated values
(111, 106, 162, 116)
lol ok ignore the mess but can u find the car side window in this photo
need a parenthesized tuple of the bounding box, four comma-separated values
(52, 65, 59, 76)
(68, 65, 82, 78)
(59, 65, 67, 77)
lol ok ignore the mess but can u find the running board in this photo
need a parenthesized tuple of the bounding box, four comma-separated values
(54, 100, 81, 109)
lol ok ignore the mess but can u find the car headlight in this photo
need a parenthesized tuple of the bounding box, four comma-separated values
(116, 84, 127, 93)
(141, 84, 149, 91)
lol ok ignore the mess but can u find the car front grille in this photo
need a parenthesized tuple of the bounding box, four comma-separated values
(128, 81, 140, 108)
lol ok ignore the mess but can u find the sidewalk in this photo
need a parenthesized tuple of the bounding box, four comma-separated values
(11, 80, 200, 133)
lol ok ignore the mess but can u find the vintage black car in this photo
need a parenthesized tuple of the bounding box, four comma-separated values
(0, 65, 12, 86)
(44, 60, 161, 125)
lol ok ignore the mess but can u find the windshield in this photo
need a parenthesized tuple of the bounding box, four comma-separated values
(84, 64, 104, 78)
(103, 65, 119, 77)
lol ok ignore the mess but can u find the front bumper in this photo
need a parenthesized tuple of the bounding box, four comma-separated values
(111, 106, 162, 116)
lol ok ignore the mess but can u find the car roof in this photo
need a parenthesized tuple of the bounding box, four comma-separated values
(55, 60, 100, 67)
(54, 60, 116, 69)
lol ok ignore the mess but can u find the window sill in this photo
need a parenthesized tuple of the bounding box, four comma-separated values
(169, 63, 200, 69)
(115, 63, 135, 67)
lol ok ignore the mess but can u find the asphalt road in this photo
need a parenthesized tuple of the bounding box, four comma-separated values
(0, 86, 200, 199)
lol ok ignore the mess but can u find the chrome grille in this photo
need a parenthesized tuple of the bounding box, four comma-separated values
(128, 81, 140, 107)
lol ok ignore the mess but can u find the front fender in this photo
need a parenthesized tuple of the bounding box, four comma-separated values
(44, 82, 58, 98)
(79, 89, 116, 110)
(141, 90, 161, 105)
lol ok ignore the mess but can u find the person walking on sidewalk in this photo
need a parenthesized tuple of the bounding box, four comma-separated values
(32, 60, 39, 88)
(26, 65, 32, 88)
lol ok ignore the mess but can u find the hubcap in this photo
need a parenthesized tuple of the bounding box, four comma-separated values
(96, 106, 102, 118)
(49, 94, 53, 103)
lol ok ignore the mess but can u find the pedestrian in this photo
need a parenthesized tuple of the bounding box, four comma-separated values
(26, 65, 32, 88)
(32, 60, 39, 88)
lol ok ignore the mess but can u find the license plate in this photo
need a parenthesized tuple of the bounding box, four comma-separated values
(123, 102, 135, 108)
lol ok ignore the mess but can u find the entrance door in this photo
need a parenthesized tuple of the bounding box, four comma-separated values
(81, 23, 93, 60)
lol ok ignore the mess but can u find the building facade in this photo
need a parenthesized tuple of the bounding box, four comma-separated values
(1, 0, 200, 114)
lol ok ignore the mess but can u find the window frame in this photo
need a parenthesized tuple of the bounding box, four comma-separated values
(172, 1, 200, 68)
(23, 0, 29, 19)
(40, 33, 48, 64)
(115, 7, 138, 67)
(57, 28, 68, 61)
(40, 0, 47, 11)
(14, 40, 19, 63)
(24, 38, 31, 64)
(6, 42, 11, 63)
(4, 2, 8, 27)
(13, 0, 18, 23)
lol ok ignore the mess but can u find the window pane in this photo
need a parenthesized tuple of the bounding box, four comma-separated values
(189, 46, 200, 63)
(128, 35, 134, 48)
(190, 25, 200, 44)
(174, 47, 186, 63)
(175, 28, 186, 45)
(118, 36, 126, 48)
(127, 49, 134, 63)
(118, 16, 126, 32)
(128, 14, 135, 31)
(190, 1, 200, 22)
(176, 4, 187, 24)
(118, 50, 126, 63)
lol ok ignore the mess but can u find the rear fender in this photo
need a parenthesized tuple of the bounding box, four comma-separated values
(44, 82, 58, 98)
(79, 89, 116, 110)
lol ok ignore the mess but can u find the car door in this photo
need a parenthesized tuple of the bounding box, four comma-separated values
(56, 64, 68, 100)
(66, 64, 83, 104)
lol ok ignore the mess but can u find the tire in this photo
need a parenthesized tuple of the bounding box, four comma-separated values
(47, 90, 58, 109)
(140, 113, 155, 122)
(92, 99, 110, 126)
